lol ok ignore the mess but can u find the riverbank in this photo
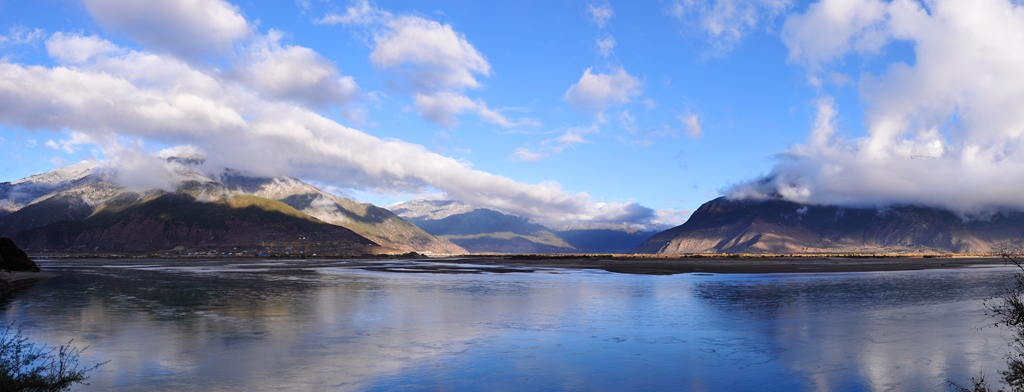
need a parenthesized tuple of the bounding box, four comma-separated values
(438, 255, 1010, 275)
(0, 270, 56, 297)
(27, 254, 1015, 276)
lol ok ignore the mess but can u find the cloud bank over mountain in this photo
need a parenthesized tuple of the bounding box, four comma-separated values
(0, 0, 664, 228)
(726, 0, 1024, 216)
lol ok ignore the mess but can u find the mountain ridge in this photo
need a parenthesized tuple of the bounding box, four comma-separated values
(635, 196, 1024, 254)
(390, 199, 656, 254)
(0, 162, 464, 255)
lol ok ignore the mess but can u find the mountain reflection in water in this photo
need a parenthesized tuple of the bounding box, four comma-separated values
(0, 259, 1011, 391)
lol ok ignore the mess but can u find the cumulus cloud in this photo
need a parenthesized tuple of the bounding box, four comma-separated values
(74, 1, 363, 115)
(43, 132, 94, 154)
(564, 67, 643, 122)
(83, 0, 252, 61)
(236, 31, 359, 110)
(370, 15, 490, 92)
(320, 1, 535, 129)
(587, 3, 615, 28)
(728, 0, 1024, 216)
(669, 0, 794, 54)
(45, 33, 121, 64)
(0, 25, 651, 228)
(780, 0, 889, 70)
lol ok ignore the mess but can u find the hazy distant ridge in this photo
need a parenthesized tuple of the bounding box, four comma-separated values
(391, 199, 655, 254)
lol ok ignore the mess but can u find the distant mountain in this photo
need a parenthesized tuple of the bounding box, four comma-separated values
(554, 227, 656, 254)
(390, 200, 656, 254)
(0, 161, 464, 255)
(216, 172, 464, 254)
(635, 196, 1024, 254)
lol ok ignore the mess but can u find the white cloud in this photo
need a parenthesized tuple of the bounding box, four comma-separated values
(236, 31, 360, 110)
(316, 0, 391, 26)
(0, 33, 651, 227)
(510, 148, 547, 162)
(83, 0, 252, 61)
(564, 67, 643, 122)
(780, 0, 889, 70)
(43, 132, 93, 154)
(371, 15, 490, 92)
(413, 92, 536, 129)
(321, 3, 536, 129)
(669, 0, 794, 54)
(105, 145, 185, 192)
(0, 26, 45, 46)
(596, 35, 616, 57)
(76, 1, 362, 115)
(652, 208, 692, 228)
(554, 126, 597, 150)
(678, 114, 702, 138)
(587, 3, 615, 28)
(45, 33, 121, 64)
(413, 92, 478, 128)
(510, 125, 599, 161)
(729, 0, 1024, 215)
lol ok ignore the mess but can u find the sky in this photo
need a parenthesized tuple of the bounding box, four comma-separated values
(0, 0, 1021, 228)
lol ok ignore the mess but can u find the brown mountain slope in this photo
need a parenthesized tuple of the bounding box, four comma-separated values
(218, 174, 465, 254)
(8, 192, 381, 255)
(0, 163, 461, 255)
(635, 197, 1024, 254)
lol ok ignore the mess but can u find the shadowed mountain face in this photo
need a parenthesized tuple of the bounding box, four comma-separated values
(9, 192, 377, 254)
(0, 162, 461, 255)
(635, 197, 1024, 254)
(554, 229, 656, 254)
(390, 200, 656, 254)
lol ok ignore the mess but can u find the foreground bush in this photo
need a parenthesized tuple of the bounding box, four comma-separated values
(0, 322, 105, 392)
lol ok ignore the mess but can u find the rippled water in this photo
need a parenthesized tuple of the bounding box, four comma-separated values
(0, 259, 1015, 391)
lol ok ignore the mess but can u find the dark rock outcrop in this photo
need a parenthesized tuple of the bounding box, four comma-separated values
(0, 237, 40, 271)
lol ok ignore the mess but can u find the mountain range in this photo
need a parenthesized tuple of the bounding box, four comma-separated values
(13, 162, 1015, 257)
(636, 196, 1024, 254)
(389, 200, 657, 254)
(0, 161, 463, 255)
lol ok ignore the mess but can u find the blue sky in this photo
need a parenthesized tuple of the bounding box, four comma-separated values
(1, 0, 1021, 227)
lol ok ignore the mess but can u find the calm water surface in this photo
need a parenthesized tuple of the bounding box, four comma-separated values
(0, 258, 1015, 391)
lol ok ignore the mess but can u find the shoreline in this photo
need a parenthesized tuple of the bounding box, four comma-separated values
(439, 255, 1013, 275)
(29, 254, 1018, 276)
(0, 271, 57, 297)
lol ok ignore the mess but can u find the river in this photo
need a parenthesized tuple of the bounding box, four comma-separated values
(0, 258, 1014, 391)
